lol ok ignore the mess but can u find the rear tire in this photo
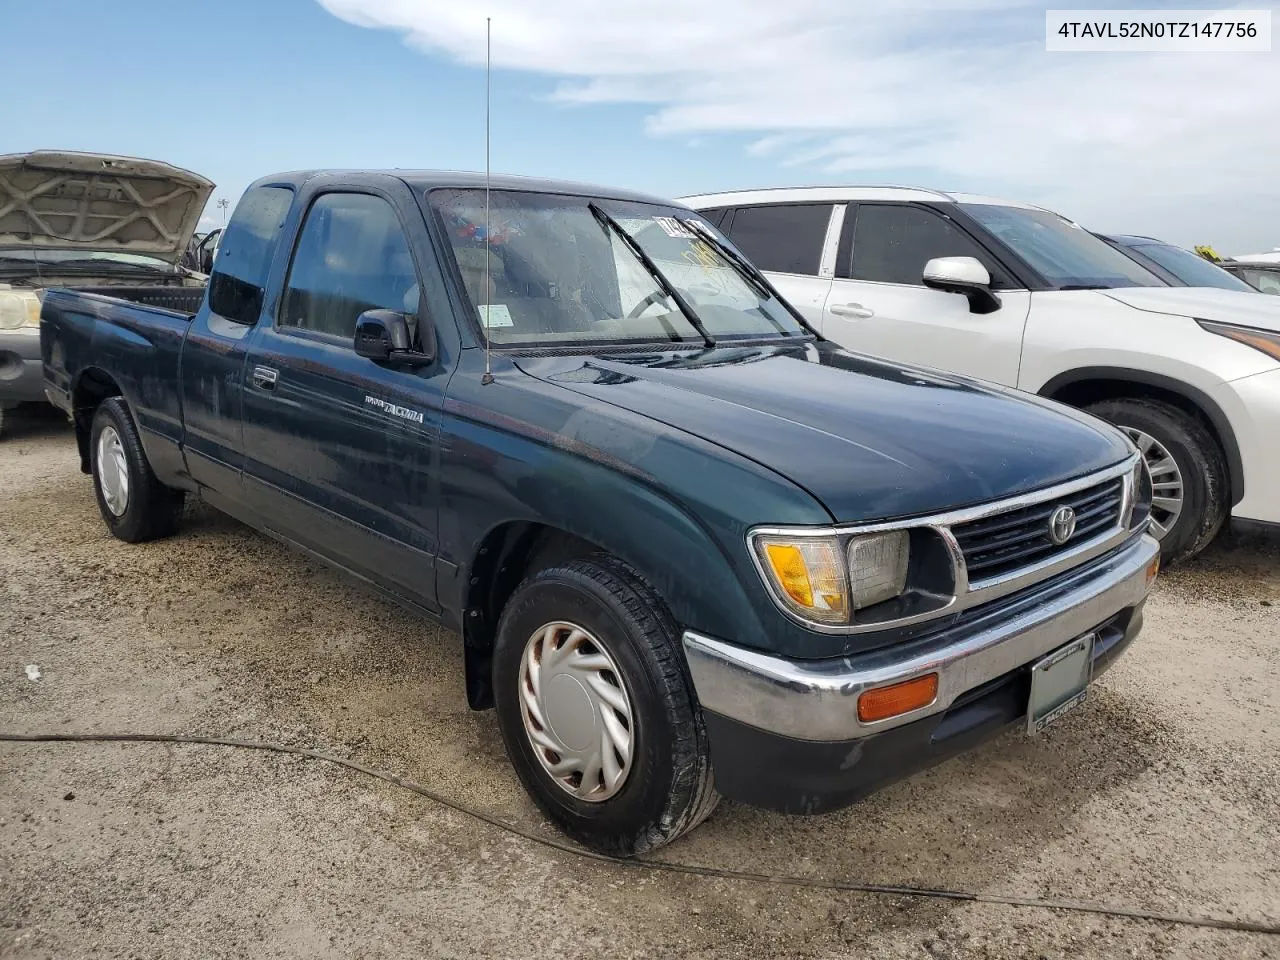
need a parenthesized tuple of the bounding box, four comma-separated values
(89, 397, 184, 543)
(493, 555, 718, 856)
(1085, 397, 1227, 563)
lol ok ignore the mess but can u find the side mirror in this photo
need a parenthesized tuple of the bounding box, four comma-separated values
(354, 309, 432, 365)
(922, 256, 1001, 314)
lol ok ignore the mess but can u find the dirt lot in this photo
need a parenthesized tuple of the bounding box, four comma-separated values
(2, 408, 1278, 960)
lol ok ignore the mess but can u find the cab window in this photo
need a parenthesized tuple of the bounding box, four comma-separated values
(280, 193, 420, 342)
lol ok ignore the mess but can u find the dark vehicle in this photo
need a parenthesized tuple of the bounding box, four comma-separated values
(1221, 260, 1280, 295)
(0, 151, 211, 437)
(41, 170, 1160, 855)
(1098, 234, 1256, 292)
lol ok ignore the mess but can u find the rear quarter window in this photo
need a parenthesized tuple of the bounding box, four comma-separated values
(208, 186, 294, 324)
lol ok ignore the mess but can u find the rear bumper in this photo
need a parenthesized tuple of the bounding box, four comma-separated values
(684, 533, 1159, 813)
(0, 330, 44, 405)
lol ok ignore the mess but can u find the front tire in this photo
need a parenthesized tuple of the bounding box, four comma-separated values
(1085, 397, 1227, 562)
(89, 397, 184, 543)
(493, 556, 718, 856)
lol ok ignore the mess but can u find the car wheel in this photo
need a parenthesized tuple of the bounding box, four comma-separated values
(89, 397, 185, 543)
(1085, 398, 1227, 562)
(493, 555, 719, 856)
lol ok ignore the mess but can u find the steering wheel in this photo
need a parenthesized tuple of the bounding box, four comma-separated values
(626, 291, 666, 319)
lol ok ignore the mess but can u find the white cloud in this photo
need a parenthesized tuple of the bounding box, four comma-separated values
(317, 0, 1280, 248)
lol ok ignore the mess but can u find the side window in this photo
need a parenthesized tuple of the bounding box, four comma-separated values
(850, 204, 991, 286)
(279, 193, 420, 341)
(698, 206, 730, 228)
(725, 203, 833, 276)
(207, 186, 293, 324)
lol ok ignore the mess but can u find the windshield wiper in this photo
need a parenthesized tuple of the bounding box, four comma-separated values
(681, 219, 812, 334)
(588, 202, 715, 349)
(1057, 283, 1111, 290)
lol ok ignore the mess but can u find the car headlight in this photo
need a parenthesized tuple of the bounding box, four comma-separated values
(0, 291, 42, 332)
(752, 528, 929, 628)
(1198, 319, 1280, 362)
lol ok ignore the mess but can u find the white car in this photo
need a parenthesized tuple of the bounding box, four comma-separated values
(681, 187, 1280, 561)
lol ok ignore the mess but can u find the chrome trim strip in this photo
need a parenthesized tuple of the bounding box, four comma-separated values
(685, 533, 1158, 742)
(747, 455, 1138, 635)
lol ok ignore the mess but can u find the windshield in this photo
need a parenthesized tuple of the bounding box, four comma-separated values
(428, 189, 806, 347)
(960, 204, 1163, 289)
(1132, 242, 1254, 291)
(0, 248, 175, 270)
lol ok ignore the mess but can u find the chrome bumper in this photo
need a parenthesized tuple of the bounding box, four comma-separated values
(684, 533, 1160, 742)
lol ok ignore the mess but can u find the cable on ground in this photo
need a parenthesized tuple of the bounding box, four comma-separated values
(3, 731, 1275, 937)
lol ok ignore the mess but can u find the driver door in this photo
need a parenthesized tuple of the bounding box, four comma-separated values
(824, 202, 1030, 387)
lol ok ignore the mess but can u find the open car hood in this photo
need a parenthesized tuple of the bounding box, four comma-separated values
(0, 150, 214, 262)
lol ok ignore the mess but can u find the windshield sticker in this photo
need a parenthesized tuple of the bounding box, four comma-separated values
(364, 396, 425, 425)
(654, 216, 695, 239)
(477, 303, 515, 328)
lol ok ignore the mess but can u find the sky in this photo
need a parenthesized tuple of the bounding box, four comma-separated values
(3, 0, 1278, 254)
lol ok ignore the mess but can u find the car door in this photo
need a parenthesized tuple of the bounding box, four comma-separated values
(239, 179, 448, 610)
(824, 202, 1031, 386)
(720, 202, 841, 326)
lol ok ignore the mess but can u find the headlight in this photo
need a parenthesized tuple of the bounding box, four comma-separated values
(752, 528, 920, 627)
(1197, 319, 1280, 362)
(0, 291, 42, 332)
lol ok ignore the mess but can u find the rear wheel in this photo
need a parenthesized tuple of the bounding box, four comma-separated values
(493, 555, 718, 856)
(89, 397, 184, 543)
(1085, 397, 1227, 562)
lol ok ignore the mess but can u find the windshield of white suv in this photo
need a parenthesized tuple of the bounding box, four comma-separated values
(429, 189, 807, 347)
(1131, 242, 1254, 291)
(960, 204, 1163, 289)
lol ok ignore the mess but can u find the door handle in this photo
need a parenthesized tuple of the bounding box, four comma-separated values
(251, 365, 279, 390)
(829, 302, 875, 319)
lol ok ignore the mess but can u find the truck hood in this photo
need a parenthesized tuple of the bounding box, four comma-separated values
(518, 343, 1131, 523)
(0, 151, 214, 262)
(1102, 285, 1280, 333)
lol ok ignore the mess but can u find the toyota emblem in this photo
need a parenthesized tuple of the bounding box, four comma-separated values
(1048, 505, 1077, 545)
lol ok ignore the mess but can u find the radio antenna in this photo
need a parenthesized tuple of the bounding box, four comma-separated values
(480, 16, 494, 385)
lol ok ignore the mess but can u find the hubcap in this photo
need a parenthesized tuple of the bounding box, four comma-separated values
(96, 425, 130, 517)
(1122, 426, 1184, 540)
(518, 621, 634, 803)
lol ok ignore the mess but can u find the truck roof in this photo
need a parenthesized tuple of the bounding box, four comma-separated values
(249, 170, 682, 208)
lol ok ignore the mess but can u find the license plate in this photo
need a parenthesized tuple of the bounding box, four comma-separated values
(1027, 633, 1094, 734)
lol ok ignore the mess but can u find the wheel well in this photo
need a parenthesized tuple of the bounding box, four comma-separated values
(71, 368, 123, 474)
(462, 522, 604, 710)
(1042, 374, 1242, 505)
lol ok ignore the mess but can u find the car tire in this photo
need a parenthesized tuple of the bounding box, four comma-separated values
(1085, 397, 1227, 563)
(493, 555, 719, 857)
(89, 397, 185, 543)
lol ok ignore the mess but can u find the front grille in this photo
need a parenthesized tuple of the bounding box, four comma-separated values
(951, 478, 1124, 582)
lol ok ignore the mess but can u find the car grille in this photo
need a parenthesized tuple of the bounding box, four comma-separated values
(951, 478, 1125, 583)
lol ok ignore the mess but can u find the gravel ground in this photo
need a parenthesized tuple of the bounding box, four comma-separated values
(2, 407, 1278, 960)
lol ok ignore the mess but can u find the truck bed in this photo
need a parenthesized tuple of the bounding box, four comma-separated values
(63, 284, 207, 317)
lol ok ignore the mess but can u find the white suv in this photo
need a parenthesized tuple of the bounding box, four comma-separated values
(681, 187, 1280, 561)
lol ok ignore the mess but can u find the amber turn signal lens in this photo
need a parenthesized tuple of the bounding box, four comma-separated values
(857, 673, 939, 723)
(1146, 555, 1160, 587)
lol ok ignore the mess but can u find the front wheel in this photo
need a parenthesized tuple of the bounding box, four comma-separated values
(1085, 397, 1228, 563)
(493, 556, 718, 856)
(89, 397, 185, 543)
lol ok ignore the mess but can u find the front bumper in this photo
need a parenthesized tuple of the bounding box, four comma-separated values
(0, 329, 45, 404)
(1214, 367, 1280, 525)
(684, 532, 1159, 813)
